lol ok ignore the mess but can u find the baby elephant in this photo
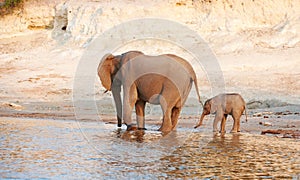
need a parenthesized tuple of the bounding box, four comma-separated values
(194, 93, 247, 133)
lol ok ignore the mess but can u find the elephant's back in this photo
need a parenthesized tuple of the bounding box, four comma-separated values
(223, 93, 246, 108)
(164, 54, 197, 80)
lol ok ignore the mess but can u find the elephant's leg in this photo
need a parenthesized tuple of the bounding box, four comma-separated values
(231, 113, 240, 133)
(159, 109, 172, 132)
(213, 111, 223, 133)
(220, 114, 228, 133)
(123, 85, 138, 131)
(236, 114, 241, 132)
(171, 107, 181, 130)
(158, 97, 172, 132)
(135, 100, 146, 130)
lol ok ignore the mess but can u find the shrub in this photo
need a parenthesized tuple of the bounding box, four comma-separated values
(0, 0, 24, 16)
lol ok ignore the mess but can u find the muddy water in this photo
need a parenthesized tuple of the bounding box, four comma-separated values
(1, 118, 299, 179)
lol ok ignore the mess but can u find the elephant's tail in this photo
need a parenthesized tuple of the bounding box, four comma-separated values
(244, 106, 248, 122)
(193, 79, 203, 107)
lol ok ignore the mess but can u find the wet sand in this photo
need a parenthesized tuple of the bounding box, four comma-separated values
(1, 100, 299, 135)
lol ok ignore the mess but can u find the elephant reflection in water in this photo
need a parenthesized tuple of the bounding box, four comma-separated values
(114, 128, 184, 148)
(115, 129, 145, 143)
(98, 51, 202, 132)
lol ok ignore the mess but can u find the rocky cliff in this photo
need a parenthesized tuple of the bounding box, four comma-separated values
(1, 0, 300, 53)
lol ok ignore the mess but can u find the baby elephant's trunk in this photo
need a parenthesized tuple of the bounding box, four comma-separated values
(194, 113, 205, 128)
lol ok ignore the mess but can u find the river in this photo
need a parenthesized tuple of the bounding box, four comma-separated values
(1, 117, 299, 179)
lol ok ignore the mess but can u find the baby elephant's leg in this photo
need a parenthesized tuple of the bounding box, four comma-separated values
(220, 114, 228, 133)
(231, 112, 241, 133)
(213, 111, 223, 133)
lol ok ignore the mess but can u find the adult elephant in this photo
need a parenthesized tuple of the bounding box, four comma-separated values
(97, 51, 201, 132)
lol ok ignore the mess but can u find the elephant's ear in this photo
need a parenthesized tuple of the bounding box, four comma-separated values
(206, 99, 213, 113)
(210, 99, 218, 113)
(98, 54, 114, 91)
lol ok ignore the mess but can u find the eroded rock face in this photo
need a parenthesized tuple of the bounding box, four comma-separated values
(51, 2, 69, 41)
(1, 0, 300, 50)
(0, 0, 64, 36)
(52, 0, 300, 50)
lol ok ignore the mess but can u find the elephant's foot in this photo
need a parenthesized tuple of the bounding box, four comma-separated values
(213, 130, 218, 136)
(220, 132, 226, 138)
(230, 129, 238, 133)
(158, 126, 172, 132)
(126, 124, 137, 131)
(117, 118, 122, 127)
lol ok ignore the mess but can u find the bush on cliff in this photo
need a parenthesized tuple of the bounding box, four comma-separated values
(0, 0, 23, 16)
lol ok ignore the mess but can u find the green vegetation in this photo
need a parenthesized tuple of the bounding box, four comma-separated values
(3, 0, 23, 8)
(0, 0, 23, 16)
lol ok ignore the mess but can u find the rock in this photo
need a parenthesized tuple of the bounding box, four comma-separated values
(2, 102, 24, 110)
(253, 112, 273, 117)
(0, 0, 60, 35)
(264, 122, 272, 126)
(282, 134, 293, 138)
(52, 2, 69, 40)
(259, 122, 272, 126)
(274, 112, 283, 115)
(1, 0, 300, 51)
(262, 129, 300, 139)
(253, 112, 262, 117)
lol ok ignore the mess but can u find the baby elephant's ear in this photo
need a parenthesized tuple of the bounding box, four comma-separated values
(204, 98, 211, 105)
(97, 54, 114, 91)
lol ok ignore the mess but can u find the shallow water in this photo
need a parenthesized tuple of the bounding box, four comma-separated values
(1, 118, 299, 179)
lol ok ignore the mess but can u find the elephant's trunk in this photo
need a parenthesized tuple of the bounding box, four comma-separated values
(194, 113, 206, 129)
(112, 83, 122, 127)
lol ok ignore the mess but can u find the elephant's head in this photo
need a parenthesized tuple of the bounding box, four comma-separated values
(97, 51, 144, 127)
(194, 98, 214, 128)
(97, 54, 122, 91)
(203, 98, 219, 114)
(98, 53, 123, 126)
